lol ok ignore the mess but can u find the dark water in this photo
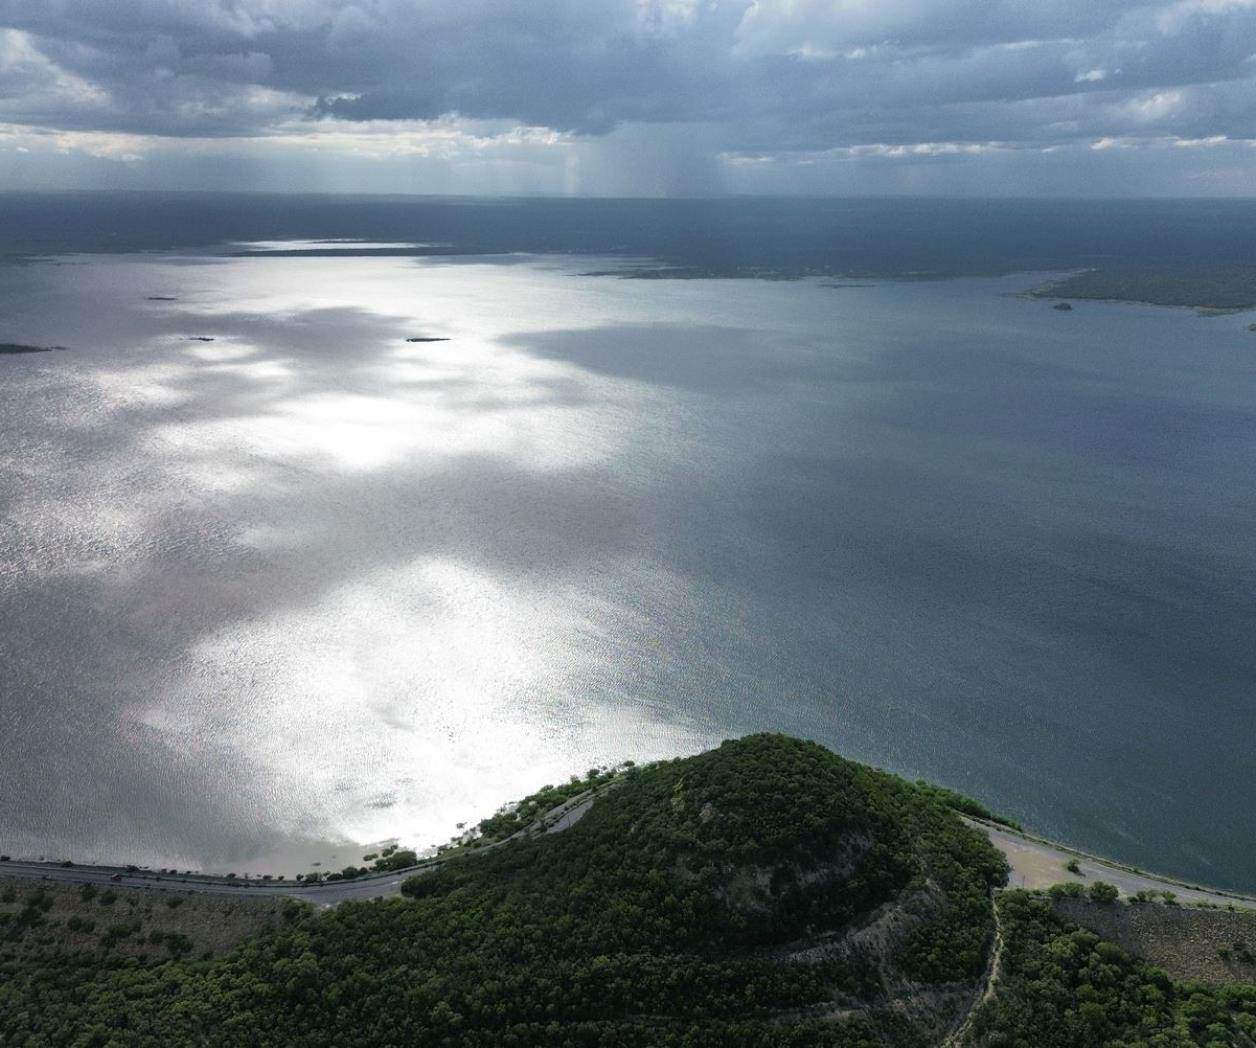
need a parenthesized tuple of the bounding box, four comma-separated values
(0, 195, 1254, 886)
(5, 192, 1256, 274)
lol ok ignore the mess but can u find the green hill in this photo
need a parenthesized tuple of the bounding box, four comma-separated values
(1, 734, 1253, 1046)
(0, 735, 1006, 1046)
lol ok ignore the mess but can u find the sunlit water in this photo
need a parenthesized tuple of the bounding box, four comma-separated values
(1, 249, 1254, 887)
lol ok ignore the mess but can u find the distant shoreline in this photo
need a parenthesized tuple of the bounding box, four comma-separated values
(1023, 265, 1256, 312)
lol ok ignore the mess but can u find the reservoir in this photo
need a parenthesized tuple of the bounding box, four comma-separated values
(1, 206, 1254, 887)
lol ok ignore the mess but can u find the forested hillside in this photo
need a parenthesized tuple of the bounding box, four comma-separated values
(971, 892, 1256, 1046)
(2, 735, 1253, 1046)
(0, 735, 1005, 1046)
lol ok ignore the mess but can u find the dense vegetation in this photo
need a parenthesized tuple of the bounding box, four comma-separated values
(6, 735, 1255, 1044)
(471, 763, 625, 845)
(299, 843, 421, 883)
(911, 781, 1023, 832)
(1029, 266, 1256, 311)
(0, 734, 1007, 1046)
(971, 891, 1256, 1046)
(296, 765, 626, 885)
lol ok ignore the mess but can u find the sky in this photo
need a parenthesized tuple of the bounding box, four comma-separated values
(0, 0, 1254, 196)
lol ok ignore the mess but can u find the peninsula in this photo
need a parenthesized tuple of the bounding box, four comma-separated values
(2, 735, 1253, 1045)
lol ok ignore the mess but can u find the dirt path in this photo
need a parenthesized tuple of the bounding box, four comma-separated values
(941, 894, 1002, 1048)
(941, 816, 1256, 1046)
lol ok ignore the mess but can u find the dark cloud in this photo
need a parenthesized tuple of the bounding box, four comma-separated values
(1, 0, 1254, 187)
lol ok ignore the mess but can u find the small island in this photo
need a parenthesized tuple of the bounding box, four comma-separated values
(1, 343, 66, 355)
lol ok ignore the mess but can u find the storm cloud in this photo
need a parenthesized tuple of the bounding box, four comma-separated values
(0, 0, 1254, 193)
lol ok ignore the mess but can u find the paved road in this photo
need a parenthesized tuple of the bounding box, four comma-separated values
(10, 796, 1246, 913)
(0, 790, 601, 907)
(969, 817, 1256, 909)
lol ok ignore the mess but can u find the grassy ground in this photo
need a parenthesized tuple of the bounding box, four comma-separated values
(1051, 897, 1256, 986)
(0, 876, 299, 963)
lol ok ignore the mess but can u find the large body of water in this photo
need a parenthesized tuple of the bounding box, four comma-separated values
(1, 196, 1254, 887)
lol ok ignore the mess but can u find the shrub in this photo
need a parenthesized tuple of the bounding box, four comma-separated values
(100, 922, 134, 947)
(1088, 881, 1119, 904)
(372, 849, 419, 872)
(26, 891, 53, 912)
(164, 933, 192, 957)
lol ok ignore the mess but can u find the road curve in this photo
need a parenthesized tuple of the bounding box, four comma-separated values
(0, 790, 602, 907)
